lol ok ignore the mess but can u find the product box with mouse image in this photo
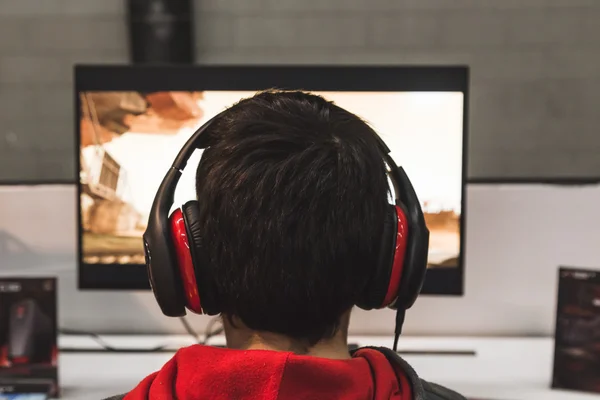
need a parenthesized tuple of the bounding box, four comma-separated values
(552, 267, 600, 394)
(0, 279, 57, 398)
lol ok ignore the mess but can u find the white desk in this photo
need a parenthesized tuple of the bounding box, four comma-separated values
(56, 336, 599, 400)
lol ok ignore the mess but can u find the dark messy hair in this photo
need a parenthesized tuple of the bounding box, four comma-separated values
(195, 90, 389, 345)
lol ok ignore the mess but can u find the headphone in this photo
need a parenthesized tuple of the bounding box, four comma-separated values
(143, 111, 430, 319)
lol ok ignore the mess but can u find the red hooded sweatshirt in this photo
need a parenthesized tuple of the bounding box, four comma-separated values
(123, 345, 413, 400)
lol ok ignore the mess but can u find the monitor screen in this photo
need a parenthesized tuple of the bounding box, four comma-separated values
(76, 66, 468, 295)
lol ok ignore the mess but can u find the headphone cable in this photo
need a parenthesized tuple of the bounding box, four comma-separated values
(203, 316, 224, 345)
(179, 316, 202, 344)
(393, 309, 406, 352)
(179, 316, 224, 345)
(58, 328, 166, 352)
(60, 317, 223, 353)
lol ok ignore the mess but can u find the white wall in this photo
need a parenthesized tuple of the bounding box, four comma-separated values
(1, 184, 599, 336)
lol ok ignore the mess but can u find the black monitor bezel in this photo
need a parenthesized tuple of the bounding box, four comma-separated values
(75, 65, 469, 295)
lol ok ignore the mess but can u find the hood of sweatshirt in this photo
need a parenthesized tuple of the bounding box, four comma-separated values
(124, 345, 413, 400)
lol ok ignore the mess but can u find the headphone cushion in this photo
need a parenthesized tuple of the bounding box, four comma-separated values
(382, 205, 409, 308)
(169, 208, 203, 314)
(356, 205, 400, 310)
(181, 201, 220, 315)
(395, 208, 429, 310)
(181, 201, 203, 260)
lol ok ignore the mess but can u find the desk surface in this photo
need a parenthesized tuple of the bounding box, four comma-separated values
(56, 335, 598, 400)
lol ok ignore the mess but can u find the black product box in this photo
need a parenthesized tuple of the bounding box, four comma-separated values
(552, 267, 600, 394)
(0, 278, 57, 397)
(0, 383, 48, 399)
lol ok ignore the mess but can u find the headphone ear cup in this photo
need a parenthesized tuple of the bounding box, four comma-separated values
(181, 201, 220, 316)
(393, 205, 429, 311)
(387, 166, 430, 310)
(382, 205, 410, 308)
(143, 211, 186, 318)
(356, 205, 408, 310)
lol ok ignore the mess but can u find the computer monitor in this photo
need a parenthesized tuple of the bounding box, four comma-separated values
(76, 65, 468, 295)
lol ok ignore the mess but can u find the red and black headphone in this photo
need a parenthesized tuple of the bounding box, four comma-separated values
(143, 112, 430, 322)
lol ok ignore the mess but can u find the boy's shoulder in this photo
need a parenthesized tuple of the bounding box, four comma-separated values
(364, 346, 467, 400)
(420, 379, 467, 400)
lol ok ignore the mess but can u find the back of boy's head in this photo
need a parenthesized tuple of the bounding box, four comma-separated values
(195, 90, 389, 345)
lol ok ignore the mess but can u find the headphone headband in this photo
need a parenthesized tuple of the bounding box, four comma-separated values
(148, 113, 223, 235)
(171, 113, 223, 171)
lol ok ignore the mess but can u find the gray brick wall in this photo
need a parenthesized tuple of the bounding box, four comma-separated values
(1, 0, 599, 182)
